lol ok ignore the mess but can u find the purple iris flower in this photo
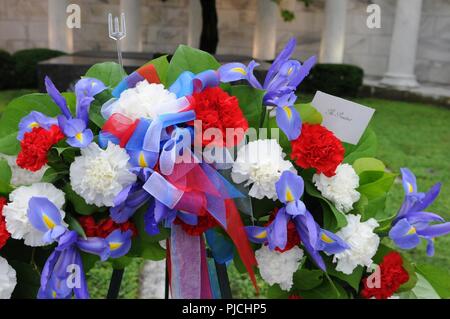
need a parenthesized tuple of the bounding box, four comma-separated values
(44, 76, 106, 148)
(17, 111, 58, 140)
(272, 92, 302, 142)
(38, 233, 88, 299)
(27, 197, 66, 244)
(105, 229, 133, 258)
(389, 168, 450, 256)
(246, 171, 348, 271)
(110, 176, 152, 223)
(27, 196, 131, 299)
(218, 38, 315, 141)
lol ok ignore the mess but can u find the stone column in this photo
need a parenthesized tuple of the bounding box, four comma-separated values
(253, 0, 278, 60)
(187, 0, 202, 48)
(380, 0, 423, 88)
(319, 0, 348, 63)
(139, 260, 166, 299)
(120, 0, 142, 52)
(48, 0, 73, 52)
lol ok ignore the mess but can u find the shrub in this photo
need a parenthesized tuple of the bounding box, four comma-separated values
(12, 48, 66, 88)
(0, 50, 15, 90)
(300, 63, 364, 97)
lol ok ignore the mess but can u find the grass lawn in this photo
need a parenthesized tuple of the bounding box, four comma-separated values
(1, 90, 449, 298)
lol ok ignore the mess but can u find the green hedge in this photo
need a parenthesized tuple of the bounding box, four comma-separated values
(12, 48, 66, 88)
(300, 63, 364, 97)
(0, 50, 15, 90)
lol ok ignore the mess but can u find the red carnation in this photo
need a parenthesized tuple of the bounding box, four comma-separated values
(16, 125, 64, 172)
(361, 251, 409, 299)
(0, 197, 10, 250)
(266, 208, 300, 253)
(288, 294, 302, 299)
(174, 209, 218, 236)
(290, 124, 344, 177)
(97, 218, 138, 238)
(191, 87, 248, 147)
(78, 216, 98, 237)
(78, 216, 138, 238)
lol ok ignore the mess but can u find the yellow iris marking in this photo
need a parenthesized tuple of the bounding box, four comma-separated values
(75, 132, 83, 142)
(138, 152, 147, 167)
(52, 291, 57, 298)
(408, 183, 414, 193)
(231, 67, 247, 75)
(109, 242, 122, 251)
(321, 233, 334, 244)
(43, 214, 56, 229)
(286, 188, 294, 202)
(287, 67, 293, 75)
(255, 230, 267, 239)
(406, 227, 417, 235)
(29, 122, 40, 128)
(283, 106, 292, 120)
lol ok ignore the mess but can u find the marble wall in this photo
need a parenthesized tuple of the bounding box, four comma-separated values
(0, 0, 449, 85)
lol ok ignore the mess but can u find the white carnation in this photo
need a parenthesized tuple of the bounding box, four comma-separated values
(0, 256, 16, 299)
(231, 139, 295, 200)
(104, 80, 184, 120)
(0, 154, 47, 187)
(255, 245, 303, 291)
(332, 214, 380, 275)
(3, 183, 66, 247)
(313, 163, 360, 213)
(70, 142, 136, 207)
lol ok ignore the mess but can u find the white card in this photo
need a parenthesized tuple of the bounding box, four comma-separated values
(311, 91, 375, 145)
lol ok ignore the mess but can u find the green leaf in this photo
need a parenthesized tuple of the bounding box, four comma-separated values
(357, 171, 396, 202)
(129, 205, 169, 260)
(296, 103, 323, 124)
(357, 172, 396, 222)
(343, 128, 377, 164)
(352, 157, 386, 175)
(0, 158, 12, 194)
(9, 261, 41, 299)
(88, 100, 106, 128)
(293, 268, 324, 290)
(167, 45, 220, 86)
(397, 255, 418, 292)
(267, 284, 290, 299)
(372, 242, 393, 264)
(324, 257, 363, 291)
(229, 85, 266, 129)
(0, 132, 20, 155)
(298, 276, 348, 299)
(407, 273, 441, 299)
(66, 214, 87, 239)
(145, 55, 170, 86)
(415, 263, 450, 298)
(41, 167, 61, 183)
(352, 166, 396, 222)
(0, 93, 76, 155)
(303, 171, 347, 231)
(85, 62, 126, 88)
(63, 184, 101, 215)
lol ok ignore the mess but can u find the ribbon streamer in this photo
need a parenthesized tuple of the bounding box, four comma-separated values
(169, 224, 212, 299)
